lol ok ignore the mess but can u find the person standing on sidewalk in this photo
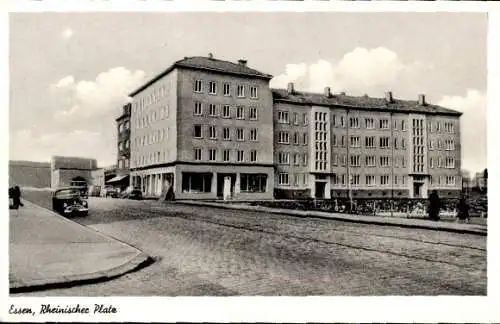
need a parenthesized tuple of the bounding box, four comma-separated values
(13, 186, 24, 208)
(428, 190, 441, 221)
(457, 194, 470, 223)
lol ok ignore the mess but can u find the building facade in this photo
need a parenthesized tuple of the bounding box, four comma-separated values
(126, 54, 463, 200)
(273, 86, 462, 199)
(50, 156, 98, 189)
(129, 54, 275, 200)
(110, 103, 132, 191)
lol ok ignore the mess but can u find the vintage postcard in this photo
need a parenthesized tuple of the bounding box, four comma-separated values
(1, 1, 497, 323)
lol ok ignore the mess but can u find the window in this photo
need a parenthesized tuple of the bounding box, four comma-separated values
(350, 175, 360, 186)
(294, 174, 300, 186)
(250, 128, 258, 141)
(349, 117, 360, 128)
(341, 155, 347, 166)
(303, 113, 309, 125)
(119, 142, 124, 151)
(250, 86, 258, 99)
(446, 176, 456, 186)
(428, 121, 433, 133)
(125, 140, 130, 149)
(303, 133, 308, 145)
(194, 80, 203, 93)
(379, 137, 390, 148)
(303, 153, 308, 166)
(340, 116, 345, 127)
(241, 174, 267, 192)
(365, 118, 375, 129)
(208, 81, 217, 95)
(380, 156, 391, 167)
(402, 138, 406, 149)
(194, 148, 202, 161)
(182, 172, 212, 193)
(294, 153, 300, 165)
(332, 134, 337, 146)
(278, 131, 289, 144)
(237, 85, 245, 97)
(236, 106, 245, 119)
(237, 150, 244, 162)
(279, 152, 290, 165)
(209, 126, 217, 139)
(293, 132, 299, 145)
(445, 157, 455, 169)
(350, 136, 360, 148)
(279, 173, 289, 186)
(366, 175, 376, 187)
(365, 156, 376, 167)
(380, 119, 389, 129)
(209, 149, 217, 161)
(223, 149, 231, 162)
(445, 122, 455, 133)
(223, 127, 231, 140)
(340, 135, 346, 147)
(249, 107, 258, 120)
(436, 122, 442, 132)
(209, 104, 217, 117)
(236, 128, 245, 141)
(381, 175, 390, 186)
(332, 115, 337, 127)
(194, 101, 203, 116)
(223, 83, 231, 96)
(401, 120, 407, 131)
(250, 150, 257, 162)
(393, 119, 398, 130)
(445, 139, 455, 150)
(332, 153, 338, 166)
(429, 139, 434, 150)
(222, 105, 231, 118)
(278, 111, 289, 124)
(429, 157, 434, 168)
(293, 112, 299, 125)
(350, 155, 361, 167)
(194, 125, 202, 138)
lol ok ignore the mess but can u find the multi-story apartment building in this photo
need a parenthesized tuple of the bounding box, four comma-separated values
(125, 54, 462, 200)
(110, 103, 132, 191)
(273, 86, 462, 199)
(129, 54, 275, 200)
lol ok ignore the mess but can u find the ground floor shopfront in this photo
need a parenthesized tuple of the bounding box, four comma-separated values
(130, 163, 274, 200)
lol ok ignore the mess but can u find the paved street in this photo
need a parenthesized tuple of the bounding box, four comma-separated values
(16, 190, 487, 296)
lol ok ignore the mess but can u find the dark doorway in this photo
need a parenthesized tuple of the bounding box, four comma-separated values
(315, 182, 326, 199)
(217, 173, 236, 198)
(413, 183, 423, 198)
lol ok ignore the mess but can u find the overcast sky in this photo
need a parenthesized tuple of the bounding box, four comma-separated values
(9, 12, 487, 173)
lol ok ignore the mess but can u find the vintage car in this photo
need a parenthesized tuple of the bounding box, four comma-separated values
(52, 187, 89, 216)
(101, 186, 119, 198)
(121, 189, 143, 200)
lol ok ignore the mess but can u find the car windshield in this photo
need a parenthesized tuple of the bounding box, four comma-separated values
(55, 189, 80, 199)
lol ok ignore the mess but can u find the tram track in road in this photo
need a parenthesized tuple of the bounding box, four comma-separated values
(147, 206, 484, 269)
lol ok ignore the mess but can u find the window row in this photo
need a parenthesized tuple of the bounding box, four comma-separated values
(331, 154, 407, 168)
(277, 131, 308, 145)
(429, 157, 456, 169)
(429, 139, 456, 151)
(278, 172, 309, 186)
(193, 125, 259, 141)
(427, 121, 456, 134)
(118, 121, 130, 133)
(193, 148, 258, 163)
(117, 158, 130, 169)
(194, 80, 258, 99)
(134, 105, 170, 129)
(332, 174, 407, 186)
(133, 84, 171, 112)
(133, 128, 169, 148)
(135, 150, 170, 167)
(430, 176, 457, 186)
(118, 140, 130, 151)
(277, 152, 308, 166)
(332, 116, 408, 131)
(277, 111, 309, 125)
(193, 102, 259, 120)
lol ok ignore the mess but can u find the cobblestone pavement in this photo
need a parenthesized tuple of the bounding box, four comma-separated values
(16, 191, 486, 296)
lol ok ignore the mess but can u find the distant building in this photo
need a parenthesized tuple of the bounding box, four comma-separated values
(50, 156, 98, 189)
(90, 168, 105, 188)
(9, 160, 51, 188)
(473, 171, 487, 190)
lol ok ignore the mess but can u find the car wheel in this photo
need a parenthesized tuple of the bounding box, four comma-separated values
(80, 211, 88, 217)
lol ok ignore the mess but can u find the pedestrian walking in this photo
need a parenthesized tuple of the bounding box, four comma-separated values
(13, 186, 24, 208)
(428, 190, 441, 221)
(457, 194, 470, 224)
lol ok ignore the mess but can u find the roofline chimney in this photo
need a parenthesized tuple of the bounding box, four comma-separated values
(418, 94, 426, 106)
(385, 91, 393, 103)
(208, 53, 214, 59)
(324, 86, 332, 98)
(287, 82, 295, 94)
(238, 59, 247, 66)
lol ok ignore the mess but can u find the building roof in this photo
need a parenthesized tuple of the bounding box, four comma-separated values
(9, 160, 51, 168)
(272, 89, 463, 116)
(129, 55, 273, 97)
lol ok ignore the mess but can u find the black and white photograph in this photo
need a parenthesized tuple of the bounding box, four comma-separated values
(3, 5, 495, 323)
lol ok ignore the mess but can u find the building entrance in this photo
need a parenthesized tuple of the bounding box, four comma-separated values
(315, 182, 326, 199)
(217, 173, 236, 198)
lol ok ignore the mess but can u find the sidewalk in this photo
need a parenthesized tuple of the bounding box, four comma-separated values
(175, 200, 487, 236)
(9, 200, 152, 292)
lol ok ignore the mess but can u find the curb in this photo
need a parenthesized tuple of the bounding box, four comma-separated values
(10, 200, 155, 293)
(174, 201, 487, 236)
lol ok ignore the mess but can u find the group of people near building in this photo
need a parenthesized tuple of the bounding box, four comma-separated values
(428, 190, 470, 223)
(9, 186, 24, 209)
